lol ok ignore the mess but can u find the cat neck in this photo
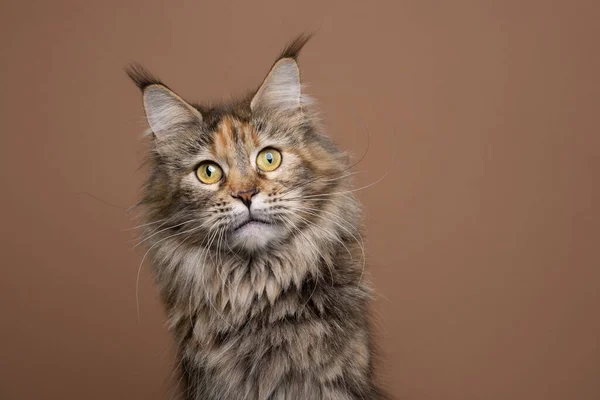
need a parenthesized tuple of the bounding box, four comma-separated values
(152, 222, 365, 337)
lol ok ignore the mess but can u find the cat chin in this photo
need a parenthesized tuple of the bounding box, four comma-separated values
(230, 222, 282, 251)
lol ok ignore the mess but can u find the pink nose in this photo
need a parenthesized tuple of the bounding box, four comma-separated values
(231, 188, 258, 207)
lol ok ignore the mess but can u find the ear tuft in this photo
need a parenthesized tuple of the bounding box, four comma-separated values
(278, 33, 313, 60)
(125, 63, 163, 91)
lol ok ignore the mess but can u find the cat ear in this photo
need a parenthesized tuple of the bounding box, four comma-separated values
(126, 64, 202, 137)
(251, 34, 312, 113)
(142, 85, 202, 136)
(251, 58, 301, 113)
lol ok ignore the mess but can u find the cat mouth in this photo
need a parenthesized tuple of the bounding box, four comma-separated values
(233, 217, 271, 231)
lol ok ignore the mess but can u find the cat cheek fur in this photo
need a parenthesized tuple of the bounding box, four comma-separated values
(128, 34, 388, 399)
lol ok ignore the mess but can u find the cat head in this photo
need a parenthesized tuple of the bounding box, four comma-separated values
(128, 35, 354, 254)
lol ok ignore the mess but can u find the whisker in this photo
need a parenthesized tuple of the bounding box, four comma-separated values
(122, 217, 169, 232)
(280, 216, 321, 305)
(225, 238, 244, 262)
(184, 223, 220, 329)
(277, 122, 371, 197)
(351, 124, 371, 170)
(189, 228, 218, 327)
(214, 227, 232, 291)
(79, 191, 130, 210)
(282, 126, 397, 202)
(136, 223, 203, 320)
(287, 208, 354, 265)
(276, 170, 367, 197)
(280, 215, 334, 287)
(282, 170, 389, 201)
(134, 219, 197, 248)
(202, 230, 233, 329)
(128, 213, 181, 243)
(292, 205, 367, 285)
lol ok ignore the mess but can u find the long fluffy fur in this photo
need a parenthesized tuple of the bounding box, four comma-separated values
(129, 35, 388, 399)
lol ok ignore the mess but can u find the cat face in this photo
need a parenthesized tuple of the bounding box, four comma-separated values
(190, 118, 289, 251)
(129, 36, 350, 254)
(175, 114, 344, 252)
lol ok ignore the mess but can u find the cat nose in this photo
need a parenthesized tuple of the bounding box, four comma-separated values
(231, 188, 258, 208)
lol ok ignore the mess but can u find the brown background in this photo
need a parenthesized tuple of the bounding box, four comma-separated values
(1, 1, 599, 399)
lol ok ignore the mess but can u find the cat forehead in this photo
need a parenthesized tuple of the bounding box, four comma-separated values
(210, 116, 260, 160)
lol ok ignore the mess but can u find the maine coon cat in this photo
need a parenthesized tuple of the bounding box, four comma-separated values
(127, 35, 386, 399)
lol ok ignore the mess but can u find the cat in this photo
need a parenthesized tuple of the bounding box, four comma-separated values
(127, 34, 387, 400)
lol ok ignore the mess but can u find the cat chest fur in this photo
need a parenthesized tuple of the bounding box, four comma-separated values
(158, 247, 374, 399)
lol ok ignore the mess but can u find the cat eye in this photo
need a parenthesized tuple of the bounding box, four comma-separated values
(256, 148, 282, 172)
(196, 162, 223, 184)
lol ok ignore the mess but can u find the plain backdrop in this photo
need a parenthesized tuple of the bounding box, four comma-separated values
(1, 1, 599, 399)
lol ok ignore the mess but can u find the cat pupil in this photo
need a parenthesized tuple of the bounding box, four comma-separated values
(206, 166, 213, 176)
(266, 153, 273, 163)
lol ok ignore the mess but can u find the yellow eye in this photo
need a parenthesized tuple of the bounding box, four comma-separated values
(196, 162, 223, 184)
(256, 148, 282, 172)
